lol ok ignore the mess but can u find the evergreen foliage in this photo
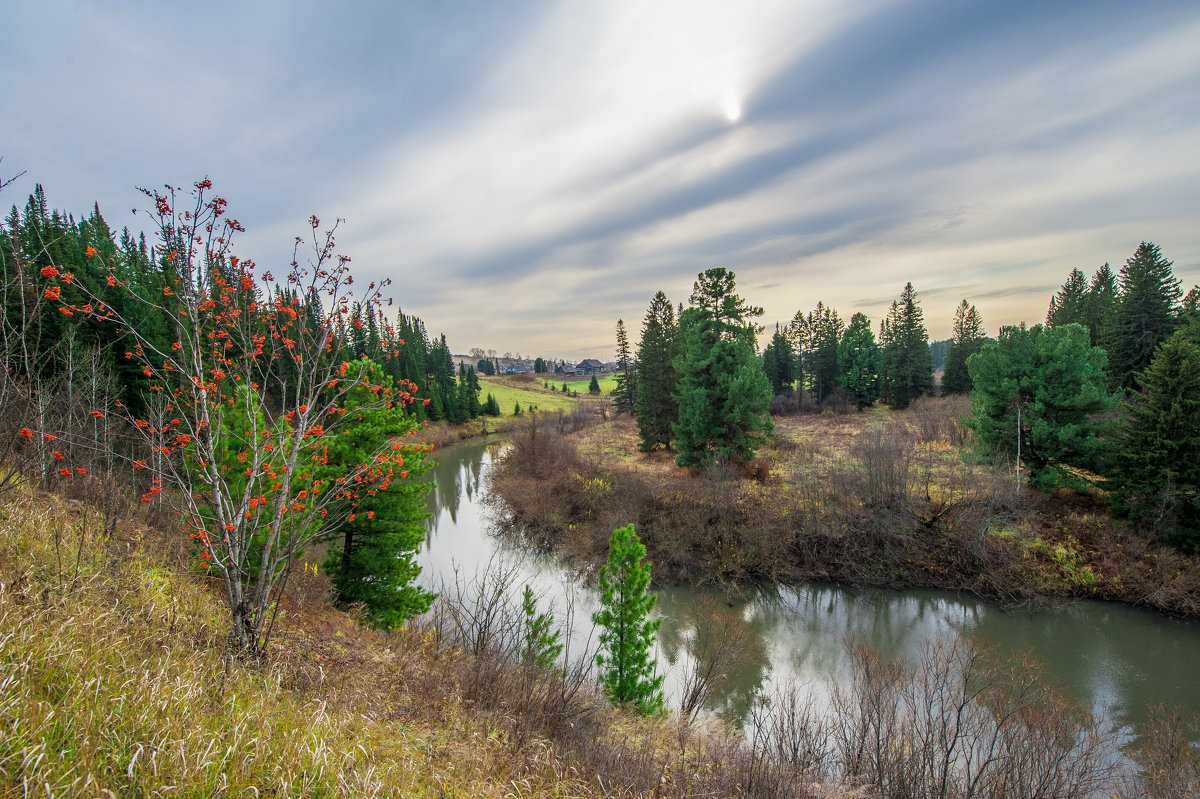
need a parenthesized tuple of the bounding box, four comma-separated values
(1046, 268, 1089, 327)
(836, 312, 881, 410)
(1083, 264, 1119, 347)
(792, 301, 843, 403)
(483, 392, 501, 416)
(1106, 242, 1182, 388)
(942, 300, 986, 396)
(879, 282, 934, 409)
(588, 374, 601, 394)
(634, 291, 679, 452)
(761, 326, 795, 396)
(1107, 333, 1200, 548)
(672, 269, 773, 467)
(612, 319, 636, 415)
(967, 324, 1116, 491)
(320, 359, 434, 629)
(521, 585, 564, 670)
(593, 524, 664, 715)
(533, 356, 547, 373)
(477, 358, 495, 376)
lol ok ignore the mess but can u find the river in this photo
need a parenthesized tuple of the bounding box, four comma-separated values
(417, 437, 1200, 732)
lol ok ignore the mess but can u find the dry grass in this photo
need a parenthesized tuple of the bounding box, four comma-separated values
(492, 398, 1200, 616)
(0, 479, 820, 798)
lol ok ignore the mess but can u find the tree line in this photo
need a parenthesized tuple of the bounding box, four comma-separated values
(0, 180, 498, 648)
(617, 243, 1200, 549)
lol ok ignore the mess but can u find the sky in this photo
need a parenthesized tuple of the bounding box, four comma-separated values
(3, 0, 1199, 360)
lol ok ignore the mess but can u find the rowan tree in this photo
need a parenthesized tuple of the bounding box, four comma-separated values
(35, 180, 431, 652)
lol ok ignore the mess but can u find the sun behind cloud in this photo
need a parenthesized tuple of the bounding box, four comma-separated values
(722, 94, 743, 123)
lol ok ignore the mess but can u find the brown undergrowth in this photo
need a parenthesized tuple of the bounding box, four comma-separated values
(0, 477, 827, 797)
(489, 397, 1200, 616)
(3, 467, 1195, 796)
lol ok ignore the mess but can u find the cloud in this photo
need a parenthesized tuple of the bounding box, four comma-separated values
(3, 0, 1200, 357)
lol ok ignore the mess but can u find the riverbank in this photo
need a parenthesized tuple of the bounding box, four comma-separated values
(488, 397, 1200, 617)
(0, 481, 821, 797)
(414, 375, 609, 448)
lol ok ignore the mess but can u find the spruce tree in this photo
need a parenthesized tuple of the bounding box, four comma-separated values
(634, 291, 679, 452)
(879, 283, 934, 409)
(793, 301, 842, 403)
(942, 300, 985, 395)
(612, 318, 636, 415)
(1107, 333, 1200, 548)
(966, 324, 1116, 491)
(483, 392, 501, 416)
(761, 325, 795, 396)
(1106, 242, 1182, 388)
(321, 359, 434, 629)
(588, 373, 601, 394)
(1046, 269, 1089, 327)
(1083, 264, 1119, 347)
(593, 524, 664, 715)
(836, 312, 881, 410)
(672, 269, 773, 467)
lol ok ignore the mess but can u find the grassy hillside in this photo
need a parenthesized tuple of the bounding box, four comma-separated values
(0, 482, 790, 797)
(479, 374, 581, 415)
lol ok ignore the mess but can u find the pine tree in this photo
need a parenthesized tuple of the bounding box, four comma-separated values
(321, 359, 434, 629)
(942, 300, 985, 395)
(879, 283, 934, 409)
(966, 324, 1116, 491)
(612, 319, 636, 415)
(588, 374, 601, 394)
(673, 269, 773, 467)
(1106, 242, 1182, 388)
(593, 524, 664, 715)
(533, 357, 546, 373)
(1107, 333, 1200, 548)
(521, 585, 564, 670)
(634, 291, 679, 452)
(836, 312, 881, 410)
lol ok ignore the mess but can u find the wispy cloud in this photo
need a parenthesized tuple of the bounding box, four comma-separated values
(2, 0, 1198, 357)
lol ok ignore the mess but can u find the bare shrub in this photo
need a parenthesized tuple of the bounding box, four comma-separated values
(1132, 707, 1200, 798)
(822, 386, 852, 415)
(751, 637, 1125, 799)
(677, 597, 752, 724)
(769, 389, 800, 416)
(747, 682, 830, 782)
(850, 419, 915, 511)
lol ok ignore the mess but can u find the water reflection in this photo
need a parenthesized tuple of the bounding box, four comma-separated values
(419, 437, 1200, 732)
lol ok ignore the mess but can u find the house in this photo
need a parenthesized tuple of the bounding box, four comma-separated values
(576, 358, 605, 374)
